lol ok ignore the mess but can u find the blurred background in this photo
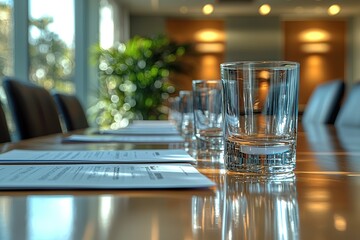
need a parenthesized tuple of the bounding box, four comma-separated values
(0, 0, 359, 128)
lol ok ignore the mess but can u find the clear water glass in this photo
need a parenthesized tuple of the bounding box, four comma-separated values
(221, 61, 300, 179)
(192, 80, 224, 152)
(179, 90, 195, 142)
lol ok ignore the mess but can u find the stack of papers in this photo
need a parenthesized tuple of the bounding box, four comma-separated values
(0, 121, 216, 190)
(0, 164, 215, 190)
(0, 149, 195, 164)
(64, 120, 184, 143)
(63, 134, 185, 143)
(98, 120, 179, 135)
(0, 149, 215, 190)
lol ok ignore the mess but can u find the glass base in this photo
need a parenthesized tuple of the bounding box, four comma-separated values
(196, 137, 224, 152)
(224, 140, 296, 180)
(226, 170, 295, 181)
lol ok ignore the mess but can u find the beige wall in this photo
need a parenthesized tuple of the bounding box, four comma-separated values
(129, 15, 282, 63)
(128, 15, 357, 105)
(224, 16, 282, 62)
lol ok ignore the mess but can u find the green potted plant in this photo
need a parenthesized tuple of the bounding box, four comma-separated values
(91, 35, 187, 129)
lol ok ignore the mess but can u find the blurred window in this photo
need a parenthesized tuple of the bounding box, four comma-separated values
(29, 0, 75, 93)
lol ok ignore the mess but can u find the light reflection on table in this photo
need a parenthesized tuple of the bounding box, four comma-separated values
(0, 124, 360, 239)
(222, 175, 298, 240)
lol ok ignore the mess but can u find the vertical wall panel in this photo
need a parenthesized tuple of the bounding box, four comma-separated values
(284, 20, 346, 108)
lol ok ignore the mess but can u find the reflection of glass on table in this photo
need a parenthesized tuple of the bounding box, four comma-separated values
(191, 173, 226, 239)
(222, 175, 299, 240)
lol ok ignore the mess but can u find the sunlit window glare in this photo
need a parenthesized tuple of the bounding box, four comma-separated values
(30, 0, 74, 46)
(100, 3, 115, 49)
(29, 0, 75, 93)
(100, 196, 114, 230)
(28, 197, 74, 239)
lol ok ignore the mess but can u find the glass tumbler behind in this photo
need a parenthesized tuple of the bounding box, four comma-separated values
(192, 79, 223, 152)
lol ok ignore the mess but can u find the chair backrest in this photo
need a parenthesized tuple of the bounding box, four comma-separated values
(2, 78, 62, 140)
(0, 102, 11, 143)
(52, 92, 89, 131)
(302, 79, 345, 124)
(335, 83, 360, 127)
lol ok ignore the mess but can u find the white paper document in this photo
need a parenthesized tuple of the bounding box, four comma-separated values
(97, 120, 179, 135)
(0, 149, 195, 164)
(0, 164, 216, 190)
(98, 127, 180, 135)
(62, 134, 185, 143)
(131, 120, 176, 127)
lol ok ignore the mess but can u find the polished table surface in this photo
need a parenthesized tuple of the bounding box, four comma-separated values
(1, 124, 360, 240)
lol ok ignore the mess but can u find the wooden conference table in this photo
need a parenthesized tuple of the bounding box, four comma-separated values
(0, 123, 360, 240)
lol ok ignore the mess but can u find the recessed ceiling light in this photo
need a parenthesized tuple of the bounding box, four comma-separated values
(328, 4, 341, 15)
(259, 4, 271, 16)
(299, 29, 331, 42)
(202, 4, 214, 15)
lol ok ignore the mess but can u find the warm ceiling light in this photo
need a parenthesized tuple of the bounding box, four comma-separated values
(259, 4, 271, 15)
(334, 214, 347, 232)
(299, 29, 331, 42)
(328, 4, 341, 16)
(202, 4, 214, 15)
(258, 70, 270, 80)
(194, 29, 225, 42)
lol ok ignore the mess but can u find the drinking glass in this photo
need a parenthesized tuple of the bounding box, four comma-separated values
(179, 90, 195, 141)
(221, 61, 300, 179)
(168, 96, 181, 126)
(192, 80, 223, 152)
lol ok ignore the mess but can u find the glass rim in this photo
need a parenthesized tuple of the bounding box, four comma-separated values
(179, 90, 192, 96)
(192, 79, 221, 85)
(192, 79, 221, 83)
(220, 61, 299, 69)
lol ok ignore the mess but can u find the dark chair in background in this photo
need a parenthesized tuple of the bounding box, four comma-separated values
(0, 102, 11, 143)
(335, 83, 360, 127)
(2, 78, 62, 140)
(52, 92, 89, 131)
(302, 79, 345, 124)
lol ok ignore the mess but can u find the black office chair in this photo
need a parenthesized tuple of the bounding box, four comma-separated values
(0, 102, 11, 143)
(2, 78, 62, 140)
(335, 83, 360, 127)
(52, 92, 89, 131)
(302, 79, 345, 124)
